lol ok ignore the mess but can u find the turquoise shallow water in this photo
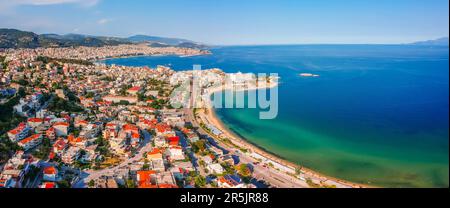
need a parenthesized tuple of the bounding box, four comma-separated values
(104, 45, 449, 187)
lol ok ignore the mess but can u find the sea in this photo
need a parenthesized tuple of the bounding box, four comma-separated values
(103, 44, 449, 187)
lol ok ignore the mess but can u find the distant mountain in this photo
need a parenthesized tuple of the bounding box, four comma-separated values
(0, 29, 130, 49)
(1, 28, 209, 49)
(410, 37, 449, 46)
(127, 35, 209, 49)
(0, 29, 42, 48)
(128, 35, 191, 45)
(39, 33, 130, 47)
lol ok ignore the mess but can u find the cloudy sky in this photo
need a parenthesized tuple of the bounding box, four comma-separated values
(0, 0, 448, 45)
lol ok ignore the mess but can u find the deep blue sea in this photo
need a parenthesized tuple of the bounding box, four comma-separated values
(104, 45, 449, 187)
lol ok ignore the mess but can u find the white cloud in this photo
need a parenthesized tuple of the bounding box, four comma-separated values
(0, 0, 99, 12)
(97, 18, 111, 25)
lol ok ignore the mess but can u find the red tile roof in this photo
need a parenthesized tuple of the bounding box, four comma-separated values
(19, 134, 42, 145)
(43, 182, 56, 189)
(167, 136, 180, 146)
(8, 123, 27, 135)
(53, 122, 69, 127)
(27, 118, 44, 123)
(128, 86, 141, 91)
(137, 170, 157, 188)
(43, 166, 57, 175)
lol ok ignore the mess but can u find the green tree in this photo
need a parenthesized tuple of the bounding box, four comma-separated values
(88, 180, 95, 188)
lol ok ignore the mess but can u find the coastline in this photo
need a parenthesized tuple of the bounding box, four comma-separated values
(95, 52, 211, 65)
(201, 81, 372, 188)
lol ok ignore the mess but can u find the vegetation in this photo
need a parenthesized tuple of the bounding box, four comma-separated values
(194, 175, 207, 188)
(191, 140, 207, 154)
(47, 96, 84, 113)
(0, 90, 27, 135)
(0, 28, 130, 49)
(57, 180, 71, 188)
(88, 179, 95, 188)
(220, 162, 236, 175)
(36, 56, 94, 66)
(306, 178, 321, 188)
(0, 134, 21, 164)
(236, 164, 252, 177)
(32, 137, 51, 160)
(94, 135, 111, 157)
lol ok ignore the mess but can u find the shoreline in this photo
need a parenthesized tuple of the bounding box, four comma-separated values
(201, 81, 372, 188)
(95, 51, 212, 63)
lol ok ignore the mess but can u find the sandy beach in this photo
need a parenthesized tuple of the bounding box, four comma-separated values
(200, 80, 371, 188)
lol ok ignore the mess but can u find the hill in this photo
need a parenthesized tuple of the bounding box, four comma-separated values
(1, 28, 209, 49)
(0, 29, 130, 49)
(127, 35, 208, 49)
(410, 37, 449, 46)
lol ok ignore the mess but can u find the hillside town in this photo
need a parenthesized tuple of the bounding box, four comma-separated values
(0, 44, 350, 189)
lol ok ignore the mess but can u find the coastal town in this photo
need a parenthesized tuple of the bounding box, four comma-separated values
(0, 43, 356, 189)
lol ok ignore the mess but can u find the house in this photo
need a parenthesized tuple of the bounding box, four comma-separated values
(122, 123, 140, 147)
(154, 171, 177, 188)
(27, 118, 44, 128)
(207, 163, 225, 175)
(0, 151, 30, 188)
(103, 95, 138, 104)
(155, 123, 176, 137)
(172, 161, 195, 172)
(46, 127, 56, 140)
(18, 134, 43, 151)
(202, 155, 214, 165)
(147, 148, 163, 161)
(127, 86, 141, 95)
(151, 159, 166, 172)
(53, 138, 67, 155)
(43, 166, 58, 182)
(165, 146, 185, 161)
(167, 136, 180, 146)
(186, 132, 199, 143)
(219, 155, 236, 165)
(68, 135, 88, 147)
(74, 120, 88, 128)
(7, 123, 30, 142)
(136, 170, 157, 188)
(154, 137, 168, 148)
(61, 146, 80, 164)
(40, 182, 58, 188)
(53, 122, 69, 137)
(79, 123, 100, 139)
(137, 119, 157, 130)
(217, 175, 247, 188)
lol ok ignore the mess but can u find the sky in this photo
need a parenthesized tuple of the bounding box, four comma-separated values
(0, 0, 448, 45)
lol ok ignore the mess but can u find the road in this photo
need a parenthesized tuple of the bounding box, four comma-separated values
(72, 130, 153, 188)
